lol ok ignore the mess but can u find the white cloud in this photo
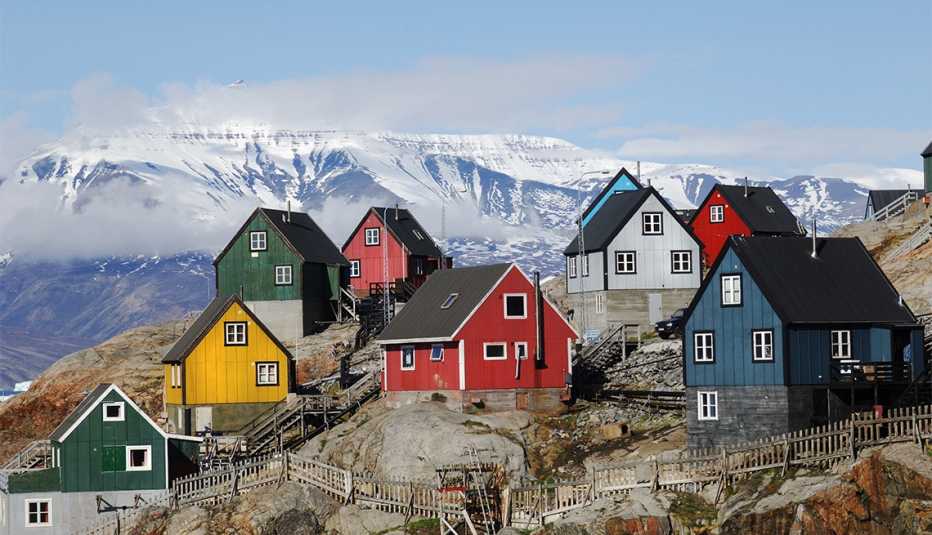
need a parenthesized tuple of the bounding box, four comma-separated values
(0, 113, 54, 176)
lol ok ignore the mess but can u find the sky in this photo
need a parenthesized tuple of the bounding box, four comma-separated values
(1, 1, 930, 179)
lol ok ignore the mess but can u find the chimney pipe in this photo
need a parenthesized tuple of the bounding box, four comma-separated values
(637, 160, 641, 183)
(394, 203, 399, 220)
(287, 200, 292, 223)
(810, 218, 818, 259)
(744, 177, 749, 197)
(534, 270, 545, 368)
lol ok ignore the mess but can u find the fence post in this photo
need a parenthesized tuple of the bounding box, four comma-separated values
(849, 421, 857, 462)
(781, 438, 790, 477)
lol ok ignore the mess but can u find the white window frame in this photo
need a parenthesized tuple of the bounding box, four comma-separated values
(568, 256, 578, 278)
(350, 260, 360, 278)
(581, 255, 590, 277)
(503, 293, 527, 319)
(752, 330, 774, 361)
(671, 251, 692, 274)
(514, 341, 529, 360)
(694, 332, 715, 362)
(102, 402, 125, 422)
(430, 343, 444, 362)
(225, 322, 247, 345)
(642, 212, 663, 235)
(721, 274, 742, 306)
(831, 330, 852, 359)
(274, 265, 293, 285)
(401, 345, 416, 370)
(595, 293, 605, 314)
(364, 227, 380, 245)
(249, 231, 267, 251)
(170, 364, 182, 388)
(256, 362, 279, 385)
(697, 391, 719, 421)
(483, 342, 508, 361)
(710, 204, 725, 223)
(615, 251, 636, 274)
(125, 445, 152, 472)
(24, 499, 51, 527)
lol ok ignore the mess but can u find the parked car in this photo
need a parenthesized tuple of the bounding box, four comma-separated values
(654, 308, 686, 339)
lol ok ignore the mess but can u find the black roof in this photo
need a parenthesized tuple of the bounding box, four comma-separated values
(162, 294, 294, 364)
(709, 185, 802, 234)
(922, 141, 932, 157)
(689, 236, 917, 325)
(868, 190, 923, 213)
(49, 384, 113, 442)
(377, 263, 512, 342)
(215, 208, 348, 266)
(347, 207, 443, 258)
(564, 188, 700, 255)
(579, 167, 644, 223)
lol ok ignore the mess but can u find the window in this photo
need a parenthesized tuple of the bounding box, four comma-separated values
(514, 342, 529, 360)
(25, 500, 51, 527)
(642, 212, 663, 235)
(225, 322, 247, 345)
(504, 293, 527, 319)
(102, 402, 124, 422)
(568, 256, 578, 278)
(401, 345, 415, 370)
(275, 265, 292, 285)
(412, 229, 425, 240)
(615, 251, 636, 274)
(430, 344, 444, 362)
(256, 362, 279, 385)
(249, 231, 267, 251)
(350, 260, 361, 278)
(671, 251, 692, 274)
(170, 364, 182, 388)
(831, 330, 852, 359)
(581, 255, 590, 277)
(440, 293, 459, 309)
(483, 343, 507, 360)
(753, 330, 774, 361)
(595, 293, 605, 314)
(126, 445, 152, 472)
(721, 274, 742, 306)
(694, 332, 715, 362)
(697, 391, 718, 421)
(765, 206, 776, 214)
(364, 228, 380, 245)
(710, 205, 725, 223)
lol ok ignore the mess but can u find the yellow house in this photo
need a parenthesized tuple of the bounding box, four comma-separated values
(162, 294, 295, 434)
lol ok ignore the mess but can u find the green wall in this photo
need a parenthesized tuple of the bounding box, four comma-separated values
(216, 213, 303, 301)
(56, 390, 167, 493)
(924, 155, 931, 193)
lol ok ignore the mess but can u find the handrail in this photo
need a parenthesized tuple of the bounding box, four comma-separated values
(886, 220, 932, 260)
(870, 190, 920, 221)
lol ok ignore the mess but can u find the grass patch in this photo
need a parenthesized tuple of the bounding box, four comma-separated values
(462, 420, 492, 433)
(669, 491, 717, 531)
(405, 517, 440, 534)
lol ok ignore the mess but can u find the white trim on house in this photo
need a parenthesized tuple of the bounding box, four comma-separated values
(514, 341, 529, 360)
(511, 264, 581, 339)
(694, 332, 715, 362)
(752, 330, 774, 361)
(24, 498, 52, 528)
(430, 343, 444, 362)
(567, 338, 573, 376)
(697, 391, 719, 421)
(350, 260, 361, 278)
(249, 231, 267, 251)
(503, 293, 528, 319)
(364, 227, 380, 245)
(274, 265, 293, 285)
(721, 274, 742, 306)
(831, 330, 852, 359)
(710, 204, 724, 223)
(376, 336, 452, 345)
(482, 342, 508, 361)
(125, 445, 153, 472)
(400, 345, 416, 370)
(458, 340, 466, 390)
(102, 402, 125, 422)
(55, 384, 183, 444)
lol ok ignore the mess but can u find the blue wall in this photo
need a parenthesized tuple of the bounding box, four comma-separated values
(581, 173, 640, 227)
(911, 328, 927, 378)
(684, 248, 784, 386)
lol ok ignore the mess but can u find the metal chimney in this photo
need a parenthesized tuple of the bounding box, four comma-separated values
(394, 203, 399, 220)
(287, 200, 292, 223)
(744, 177, 749, 197)
(810, 218, 818, 259)
(534, 271, 545, 368)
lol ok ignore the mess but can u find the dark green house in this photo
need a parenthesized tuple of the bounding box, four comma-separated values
(215, 207, 350, 340)
(0, 384, 200, 534)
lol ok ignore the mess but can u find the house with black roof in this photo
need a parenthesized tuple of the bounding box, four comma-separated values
(215, 207, 350, 340)
(342, 206, 450, 298)
(682, 235, 926, 449)
(564, 187, 702, 336)
(689, 183, 804, 266)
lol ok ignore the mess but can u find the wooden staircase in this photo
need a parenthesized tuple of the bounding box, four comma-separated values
(1, 440, 52, 470)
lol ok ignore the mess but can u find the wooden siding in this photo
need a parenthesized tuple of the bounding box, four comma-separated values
(565, 251, 605, 294)
(788, 326, 922, 385)
(383, 342, 460, 391)
(604, 194, 701, 290)
(342, 210, 409, 294)
(176, 301, 291, 405)
(216, 212, 304, 301)
(690, 187, 752, 266)
(684, 248, 784, 386)
(57, 389, 167, 492)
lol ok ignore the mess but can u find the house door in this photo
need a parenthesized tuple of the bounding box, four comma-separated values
(648, 293, 663, 323)
(195, 406, 213, 433)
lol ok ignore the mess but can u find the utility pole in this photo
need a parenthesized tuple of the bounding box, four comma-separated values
(576, 169, 612, 342)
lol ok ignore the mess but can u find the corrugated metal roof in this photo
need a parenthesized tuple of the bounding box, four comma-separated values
(564, 189, 652, 254)
(868, 190, 923, 213)
(715, 185, 801, 234)
(261, 208, 349, 265)
(49, 384, 112, 442)
(369, 207, 444, 257)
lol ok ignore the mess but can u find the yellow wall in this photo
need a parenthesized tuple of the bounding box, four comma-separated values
(163, 302, 291, 405)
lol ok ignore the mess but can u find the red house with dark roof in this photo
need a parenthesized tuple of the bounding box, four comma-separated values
(342, 206, 449, 296)
(376, 263, 578, 412)
(689, 184, 804, 266)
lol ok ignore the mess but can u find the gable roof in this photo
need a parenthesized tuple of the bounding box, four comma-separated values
(922, 141, 932, 158)
(564, 187, 701, 255)
(49, 384, 201, 444)
(377, 263, 512, 342)
(214, 208, 348, 266)
(162, 294, 295, 364)
(580, 167, 643, 225)
(692, 184, 802, 235)
(344, 207, 444, 257)
(685, 235, 917, 326)
(867, 189, 923, 213)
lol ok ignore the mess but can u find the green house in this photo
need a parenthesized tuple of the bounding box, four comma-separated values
(215, 207, 350, 340)
(0, 384, 200, 535)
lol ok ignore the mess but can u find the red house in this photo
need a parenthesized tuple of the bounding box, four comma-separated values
(376, 263, 578, 412)
(342, 206, 448, 296)
(689, 184, 803, 266)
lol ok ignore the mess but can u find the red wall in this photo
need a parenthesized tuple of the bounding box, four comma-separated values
(342, 210, 409, 294)
(382, 266, 577, 392)
(690, 188, 752, 266)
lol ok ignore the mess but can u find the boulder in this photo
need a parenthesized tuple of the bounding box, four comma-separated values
(536, 491, 674, 535)
(325, 504, 408, 535)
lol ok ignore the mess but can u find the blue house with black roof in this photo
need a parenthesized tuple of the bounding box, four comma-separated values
(682, 235, 925, 449)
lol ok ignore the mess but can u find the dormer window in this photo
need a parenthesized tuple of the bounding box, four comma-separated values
(365, 228, 380, 246)
(412, 229, 425, 240)
(102, 402, 125, 422)
(710, 205, 725, 223)
(766, 206, 775, 214)
(250, 231, 267, 251)
(440, 293, 459, 309)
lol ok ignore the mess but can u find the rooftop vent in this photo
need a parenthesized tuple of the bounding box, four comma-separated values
(440, 293, 459, 309)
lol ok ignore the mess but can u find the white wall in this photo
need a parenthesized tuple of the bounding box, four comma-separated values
(565, 251, 604, 294)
